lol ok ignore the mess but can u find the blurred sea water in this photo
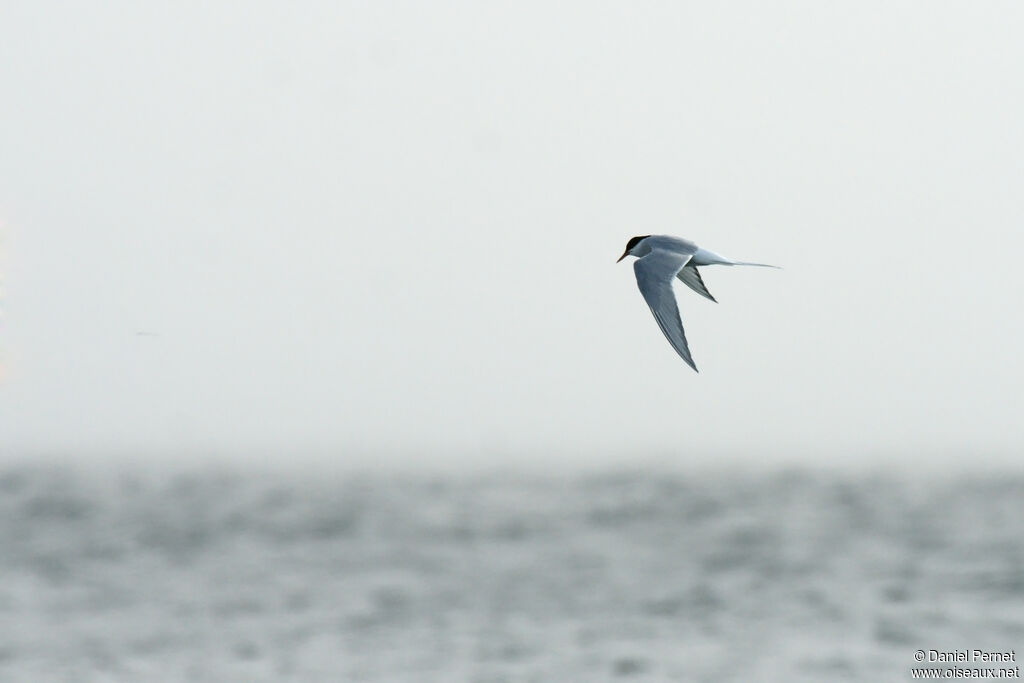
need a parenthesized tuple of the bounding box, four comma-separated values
(1, 464, 1022, 682)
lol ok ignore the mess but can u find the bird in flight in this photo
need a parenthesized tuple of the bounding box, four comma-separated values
(617, 235, 778, 372)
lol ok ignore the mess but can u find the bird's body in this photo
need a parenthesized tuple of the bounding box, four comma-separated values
(617, 235, 778, 372)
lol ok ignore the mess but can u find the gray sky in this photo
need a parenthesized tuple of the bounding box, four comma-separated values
(2, 2, 1022, 467)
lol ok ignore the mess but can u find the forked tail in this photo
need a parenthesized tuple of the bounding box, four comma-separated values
(691, 247, 781, 269)
(730, 261, 781, 268)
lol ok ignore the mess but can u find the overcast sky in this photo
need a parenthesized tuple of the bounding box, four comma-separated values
(1, 2, 1022, 468)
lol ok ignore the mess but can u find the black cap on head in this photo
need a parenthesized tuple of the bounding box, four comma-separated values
(625, 235, 650, 252)
(617, 235, 651, 262)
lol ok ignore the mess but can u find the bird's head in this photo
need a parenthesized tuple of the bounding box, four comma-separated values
(616, 235, 651, 262)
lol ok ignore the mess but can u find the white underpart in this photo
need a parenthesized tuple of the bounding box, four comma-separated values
(625, 235, 778, 371)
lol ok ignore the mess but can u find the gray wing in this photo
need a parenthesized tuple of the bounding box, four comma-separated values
(633, 249, 698, 372)
(677, 265, 717, 303)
